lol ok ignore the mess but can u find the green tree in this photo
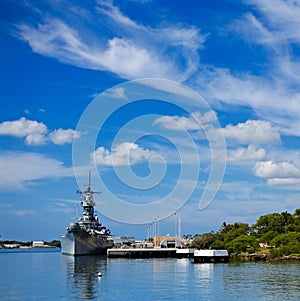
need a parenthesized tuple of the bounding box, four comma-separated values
(223, 223, 250, 243)
(190, 232, 215, 249)
(270, 232, 300, 248)
(281, 211, 293, 234)
(225, 235, 258, 254)
(294, 208, 300, 219)
(46, 240, 61, 248)
(252, 213, 285, 235)
(210, 239, 225, 249)
(190, 208, 300, 256)
(260, 230, 277, 244)
(270, 232, 300, 256)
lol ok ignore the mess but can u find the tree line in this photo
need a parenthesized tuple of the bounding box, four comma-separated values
(1, 240, 61, 248)
(188, 208, 300, 256)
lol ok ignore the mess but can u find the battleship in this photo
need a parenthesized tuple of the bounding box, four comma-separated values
(61, 174, 114, 255)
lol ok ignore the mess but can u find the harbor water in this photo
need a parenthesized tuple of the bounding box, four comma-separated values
(1, 249, 300, 300)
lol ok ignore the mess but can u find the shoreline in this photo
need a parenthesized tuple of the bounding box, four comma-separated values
(230, 253, 300, 262)
(0, 245, 60, 250)
(1, 247, 300, 263)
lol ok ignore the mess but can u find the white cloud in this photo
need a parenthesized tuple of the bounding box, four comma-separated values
(91, 142, 156, 166)
(46, 200, 77, 215)
(230, 0, 300, 85)
(0, 117, 80, 145)
(153, 111, 217, 131)
(238, 0, 300, 46)
(190, 0, 300, 138)
(199, 0, 299, 139)
(231, 12, 276, 46)
(193, 61, 300, 137)
(221, 119, 280, 145)
(17, 20, 173, 79)
(197, 67, 286, 113)
(106, 87, 127, 99)
(253, 160, 300, 186)
(243, 0, 300, 84)
(15, 1, 206, 81)
(103, 37, 175, 79)
(49, 128, 81, 145)
(267, 178, 300, 186)
(0, 152, 74, 190)
(0, 117, 47, 144)
(253, 160, 300, 178)
(227, 145, 267, 162)
(25, 133, 47, 145)
(13, 210, 36, 217)
(96, 0, 139, 29)
(12, 1, 300, 140)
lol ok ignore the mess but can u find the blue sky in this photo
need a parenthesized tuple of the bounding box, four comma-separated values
(1, 0, 300, 241)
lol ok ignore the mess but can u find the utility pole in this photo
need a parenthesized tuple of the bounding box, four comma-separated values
(178, 214, 181, 238)
(174, 212, 177, 237)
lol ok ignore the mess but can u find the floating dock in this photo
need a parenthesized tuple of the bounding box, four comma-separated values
(194, 250, 229, 263)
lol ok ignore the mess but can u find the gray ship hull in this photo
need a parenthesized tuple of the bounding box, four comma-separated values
(61, 231, 113, 256)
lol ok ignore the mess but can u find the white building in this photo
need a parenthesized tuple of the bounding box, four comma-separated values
(32, 241, 44, 247)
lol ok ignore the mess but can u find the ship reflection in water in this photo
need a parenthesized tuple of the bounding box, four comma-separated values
(62, 255, 107, 300)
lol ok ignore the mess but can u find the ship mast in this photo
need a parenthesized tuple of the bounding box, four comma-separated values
(77, 172, 101, 224)
(88, 171, 91, 191)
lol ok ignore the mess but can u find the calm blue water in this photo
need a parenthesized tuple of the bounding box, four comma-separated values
(0, 249, 300, 300)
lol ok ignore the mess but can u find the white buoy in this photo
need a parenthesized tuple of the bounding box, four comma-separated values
(98, 272, 102, 277)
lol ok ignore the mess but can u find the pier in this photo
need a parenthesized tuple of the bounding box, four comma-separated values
(176, 248, 195, 258)
(107, 247, 178, 258)
(107, 248, 228, 262)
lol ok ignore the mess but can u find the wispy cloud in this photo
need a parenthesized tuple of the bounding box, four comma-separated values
(14, 1, 206, 81)
(0, 152, 74, 190)
(13, 210, 36, 217)
(203, 0, 300, 138)
(11, 0, 300, 140)
(47, 201, 77, 215)
(235, 0, 300, 46)
(201, 68, 300, 138)
(106, 87, 128, 99)
(227, 145, 267, 162)
(153, 111, 217, 131)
